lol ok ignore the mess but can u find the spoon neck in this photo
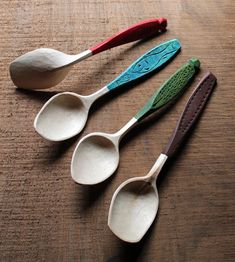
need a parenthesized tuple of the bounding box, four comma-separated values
(73, 50, 93, 64)
(85, 86, 109, 105)
(113, 117, 137, 142)
(146, 154, 168, 184)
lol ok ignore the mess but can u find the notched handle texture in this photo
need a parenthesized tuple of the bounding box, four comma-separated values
(107, 39, 181, 91)
(90, 18, 167, 55)
(163, 72, 217, 158)
(135, 58, 200, 121)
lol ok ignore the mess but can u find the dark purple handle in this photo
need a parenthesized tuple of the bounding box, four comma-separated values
(163, 72, 217, 158)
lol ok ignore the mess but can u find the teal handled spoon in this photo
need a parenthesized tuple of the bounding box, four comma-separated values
(34, 39, 181, 141)
(108, 72, 217, 243)
(71, 58, 200, 185)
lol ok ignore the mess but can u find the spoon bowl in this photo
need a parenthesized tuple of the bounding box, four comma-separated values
(108, 178, 159, 243)
(34, 92, 89, 141)
(71, 133, 119, 185)
(9, 48, 85, 89)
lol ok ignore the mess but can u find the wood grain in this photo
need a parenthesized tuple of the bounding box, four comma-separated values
(0, 0, 234, 261)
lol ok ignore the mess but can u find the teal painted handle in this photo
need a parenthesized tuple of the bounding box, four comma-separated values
(135, 58, 200, 121)
(107, 39, 181, 91)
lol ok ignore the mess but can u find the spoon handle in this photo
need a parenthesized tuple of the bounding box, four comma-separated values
(135, 59, 200, 121)
(163, 72, 217, 158)
(90, 18, 167, 55)
(106, 39, 181, 91)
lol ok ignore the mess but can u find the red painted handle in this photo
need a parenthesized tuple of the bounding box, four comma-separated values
(90, 18, 167, 55)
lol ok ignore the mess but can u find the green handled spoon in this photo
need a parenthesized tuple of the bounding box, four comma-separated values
(71, 58, 200, 185)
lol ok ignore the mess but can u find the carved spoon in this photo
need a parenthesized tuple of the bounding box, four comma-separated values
(108, 72, 217, 243)
(9, 18, 167, 90)
(34, 39, 181, 141)
(71, 59, 200, 185)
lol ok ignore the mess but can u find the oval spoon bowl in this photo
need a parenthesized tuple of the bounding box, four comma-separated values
(71, 133, 120, 185)
(9, 48, 76, 89)
(108, 178, 159, 243)
(34, 92, 88, 141)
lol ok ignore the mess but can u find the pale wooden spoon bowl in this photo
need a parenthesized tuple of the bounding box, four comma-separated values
(34, 92, 90, 141)
(108, 155, 166, 243)
(109, 180, 158, 242)
(72, 132, 120, 185)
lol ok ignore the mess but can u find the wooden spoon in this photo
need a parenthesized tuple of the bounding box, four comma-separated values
(108, 72, 217, 243)
(71, 59, 200, 185)
(9, 18, 167, 89)
(34, 39, 181, 141)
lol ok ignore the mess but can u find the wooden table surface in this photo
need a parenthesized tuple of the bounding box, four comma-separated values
(1, 0, 234, 261)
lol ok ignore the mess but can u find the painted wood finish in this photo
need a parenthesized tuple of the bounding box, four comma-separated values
(90, 18, 167, 54)
(107, 39, 181, 91)
(135, 59, 200, 120)
(163, 72, 217, 157)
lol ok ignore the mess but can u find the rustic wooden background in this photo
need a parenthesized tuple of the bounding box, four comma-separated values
(0, 0, 234, 261)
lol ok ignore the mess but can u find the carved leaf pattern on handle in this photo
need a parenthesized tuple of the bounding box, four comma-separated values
(135, 59, 200, 121)
(107, 39, 181, 91)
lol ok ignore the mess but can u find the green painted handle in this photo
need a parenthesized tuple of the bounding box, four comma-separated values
(135, 58, 200, 121)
